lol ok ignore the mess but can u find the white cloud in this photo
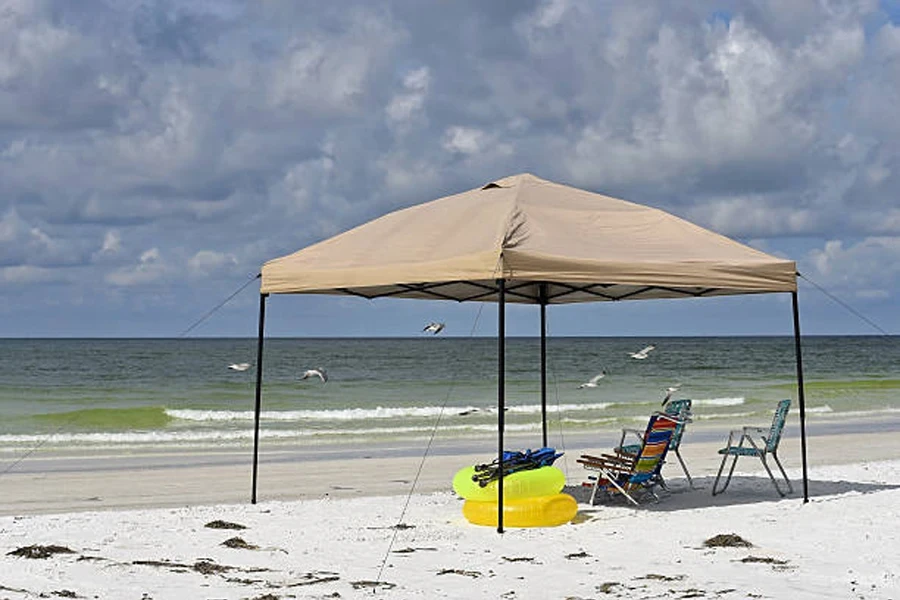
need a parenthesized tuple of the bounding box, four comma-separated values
(100, 231, 121, 255)
(106, 247, 168, 287)
(804, 237, 900, 298)
(442, 126, 487, 155)
(188, 250, 237, 276)
(386, 66, 430, 127)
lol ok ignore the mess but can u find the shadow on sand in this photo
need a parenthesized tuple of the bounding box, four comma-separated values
(565, 473, 900, 513)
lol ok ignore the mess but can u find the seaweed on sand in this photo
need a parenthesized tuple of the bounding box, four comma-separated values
(205, 520, 247, 530)
(703, 533, 753, 548)
(8, 545, 76, 559)
(222, 537, 259, 550)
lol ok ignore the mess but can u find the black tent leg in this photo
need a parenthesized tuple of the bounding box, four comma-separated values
(497, 278, 506, 534)
(251, 293, 268, 504)
(540, 283, 548, 449)
(791, 290, 809, 503)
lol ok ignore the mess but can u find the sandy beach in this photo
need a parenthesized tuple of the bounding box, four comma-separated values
(2, 425, 900, 599)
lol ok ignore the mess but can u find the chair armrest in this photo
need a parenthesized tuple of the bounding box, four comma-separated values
(617, 428, 645, 448)
(578, 453, 635, 473)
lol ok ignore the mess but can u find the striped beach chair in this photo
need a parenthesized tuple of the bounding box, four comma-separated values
(616, 398, 694, 488)
(578, 413, 678, 506)
(712, 399, 793, 497)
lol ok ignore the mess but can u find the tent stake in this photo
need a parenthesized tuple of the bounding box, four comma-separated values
(251, 293, 268, 504)
(791, 291, 809, 503)
(497, 278, 506, 534)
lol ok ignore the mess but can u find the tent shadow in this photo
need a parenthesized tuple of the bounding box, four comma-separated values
(564, 474, 900, 513)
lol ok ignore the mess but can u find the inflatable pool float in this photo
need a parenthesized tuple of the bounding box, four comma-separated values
(452, 465, 566, 501)
(462, 493, 578, 528)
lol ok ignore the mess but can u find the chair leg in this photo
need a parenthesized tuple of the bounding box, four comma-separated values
(588, 476, 600, 505)
(675, 449, 694, 488)
(757, 455, 790, 497)
(712, 452, 739, 496)
(770, 452, 794, 496)
(600, 472, 640, 506)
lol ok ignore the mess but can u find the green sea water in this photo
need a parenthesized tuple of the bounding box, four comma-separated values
(0, 336, 897, 457)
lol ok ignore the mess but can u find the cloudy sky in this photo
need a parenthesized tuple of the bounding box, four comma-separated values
(1, 0, 898, 338)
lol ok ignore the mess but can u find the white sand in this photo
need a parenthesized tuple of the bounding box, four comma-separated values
(2, 431, 900, 599)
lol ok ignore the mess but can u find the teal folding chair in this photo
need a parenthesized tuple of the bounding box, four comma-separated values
(712, 399, 793, 497)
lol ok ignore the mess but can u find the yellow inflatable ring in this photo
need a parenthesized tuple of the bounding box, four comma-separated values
(452, 465, 566, 501)
(462, 493, 578, 528)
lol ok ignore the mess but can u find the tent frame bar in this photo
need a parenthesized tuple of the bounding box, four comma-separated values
(251, 292, 268, 504)
(248, 286, 811, 516)
(496, 278, 506, 533)
(328, 279, 731, 304)
(792, 290, 810, 502)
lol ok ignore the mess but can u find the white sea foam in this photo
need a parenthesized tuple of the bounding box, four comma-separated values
(692, 397, 745, 407)
(166, 402, 612, 423)
(0, 422, 543, 448)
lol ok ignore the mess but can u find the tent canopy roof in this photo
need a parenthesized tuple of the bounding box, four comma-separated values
(261, 173, 796, 304)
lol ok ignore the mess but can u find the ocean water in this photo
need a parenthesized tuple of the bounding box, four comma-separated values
(0, 337, 898, 460)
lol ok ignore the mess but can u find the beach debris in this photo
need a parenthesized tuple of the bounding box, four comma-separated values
(578, 371, 607, 389)
(565, 550, 591, 560)
(637, 574, 686, 582)
(628, 345, 656, 360)
(392, 547, 438, 554)
(501, 556, 536, 563)
(52, 591, 78, 598)
(739, 556, 795, 571)
(739, 556, 789, 566)
(300, 367, 328, 383)
(367, 522, 415, 530)
(596, 582, 621, 594)
(8, 544, 76, 559)
(350, 580, 396, 590)
(222, 537, 259, 550)
(678, 590, 706, 599)
(423, 322, 445, 335)
(436, 568, 482, 578)
(205, 519, 247, 530)
(247, 595, 279, 600)
(193, 560, 231, 575)
(224, 576, 265, 585)
(283, 571, 341, 587)
(131, 558, 233, 575)
(0, 584, 33, 595)
(703, 533, 753, 548)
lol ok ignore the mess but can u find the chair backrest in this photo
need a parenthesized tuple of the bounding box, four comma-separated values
(765, 399, 791, 452)
(662, 399, 692, 452)
(629, 414, 676, 485)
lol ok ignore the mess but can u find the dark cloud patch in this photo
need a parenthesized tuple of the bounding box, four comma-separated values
(132, 0, 224, 65)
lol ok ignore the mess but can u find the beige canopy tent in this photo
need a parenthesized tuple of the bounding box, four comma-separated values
(252, 173, 809, 529)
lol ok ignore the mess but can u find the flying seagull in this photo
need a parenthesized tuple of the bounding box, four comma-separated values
(628, 345, 656, 360)
(228, 363, 251, 372)
(578, 371, 608, 389)
(423, 322, 445, 335)
(662, 384, 682, 407)
(300, 368, 328, 383)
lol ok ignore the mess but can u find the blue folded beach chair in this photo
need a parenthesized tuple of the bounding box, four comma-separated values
(712, 399, 793, 497)
(472, 447, 564, 487)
